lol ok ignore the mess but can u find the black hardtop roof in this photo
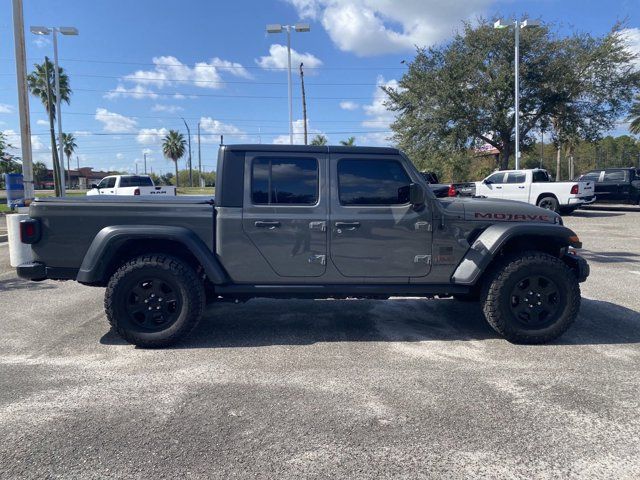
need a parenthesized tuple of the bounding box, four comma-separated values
(222, 144, 401, 155)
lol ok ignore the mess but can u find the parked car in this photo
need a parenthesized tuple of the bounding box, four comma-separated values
(420, 171, 453, 198)
(576, 168, 640, 205)
(17, 144, 588, 348)
(87, 175, 177, 196)
(471, 169, 595, 214)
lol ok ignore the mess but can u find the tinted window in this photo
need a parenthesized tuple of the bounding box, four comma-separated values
(532, 170, 550, 183)
(603, 170, 627, 182)
(338, 159, 411, 205)
(121, 176, 153, 187)
(506, 172, 526, 184)
(251, 158, 318, 205)
(98, 177, 115, 189)
(579, 171, 601, 182)
(486, 172, 505, 184)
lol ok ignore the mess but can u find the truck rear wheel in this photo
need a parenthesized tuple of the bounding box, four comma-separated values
(537, 196, 559, 212)
(105, 254, 205, 348)
(480, 251, 580, 344)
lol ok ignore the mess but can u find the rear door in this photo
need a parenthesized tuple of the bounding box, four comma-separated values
(329, 155, 432, 278)
(501, 171, 528, 202)
(599, 170, 627, 202)
(242, 152, 328, 277)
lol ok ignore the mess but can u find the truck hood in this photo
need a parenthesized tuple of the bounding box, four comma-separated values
(438, 196, 561, 224)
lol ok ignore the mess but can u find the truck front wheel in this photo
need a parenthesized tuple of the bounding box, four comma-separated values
(105, 254, 205, 348)
(480, 251, 580, 344)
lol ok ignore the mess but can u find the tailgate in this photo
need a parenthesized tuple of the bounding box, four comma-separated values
(577, 181, 594, 196)
(141, 186, 177, 195)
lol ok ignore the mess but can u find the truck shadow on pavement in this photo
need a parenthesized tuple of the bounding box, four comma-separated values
(571, 211, 626, 218)
(0, 277, 56, 292)
(579, 250, 640, 264)
(101, 297, 640, 348)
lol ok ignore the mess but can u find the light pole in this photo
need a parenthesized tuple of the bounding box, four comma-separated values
(181, 117, 193, 187)
(494, 18, 539, 170)
(266, 23, 310, 144)
(30, 25, 78, 196)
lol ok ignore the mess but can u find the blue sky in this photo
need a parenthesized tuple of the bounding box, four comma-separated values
(1, 0, 638, 174)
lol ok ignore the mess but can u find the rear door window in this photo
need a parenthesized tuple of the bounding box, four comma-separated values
(251, 158, 318, 205)
(603, 170, 627, 183)
(506, 172, 526, 184)
(532, 170, 550, 182)
(338, 159, 411, 205)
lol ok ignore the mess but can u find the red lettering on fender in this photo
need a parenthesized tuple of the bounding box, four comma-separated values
(475, 212, 550, 222)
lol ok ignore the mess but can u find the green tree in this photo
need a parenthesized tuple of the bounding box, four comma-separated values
(629, 94, 640, 135)
(27, 57, 71, 195)
(0, 131, 21, 181)
(339, 136, 356, 146)
(60, 132, 77, 186)
(386, 20, 639, 171)
(32, 161, 48, 186)
(161, 130, 186, 187)
(310, 134, 328, 146)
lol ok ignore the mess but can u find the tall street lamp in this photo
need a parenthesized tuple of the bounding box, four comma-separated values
(494, 18, 539, 170)
(266, 23, 310, 144)
(30, 25, 78, 196)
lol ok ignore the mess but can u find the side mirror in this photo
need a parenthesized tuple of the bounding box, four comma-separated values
(91, 183, 98, 189)
(409, 183, 425, 206)
(483, 179, 491, 185)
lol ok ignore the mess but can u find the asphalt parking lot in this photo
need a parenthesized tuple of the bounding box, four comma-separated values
(0, 209, 639, 479)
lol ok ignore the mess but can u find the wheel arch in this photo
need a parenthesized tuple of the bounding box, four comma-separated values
(76, 225, 229, 286)
(536, 192, 559, 206)
(451, 223, 581, 286)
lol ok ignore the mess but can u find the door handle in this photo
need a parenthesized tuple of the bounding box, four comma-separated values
(335, 221, 360, 232)
(496, 186, 502, 189)
(255, 221, 281, 229)
(518, 186, 525, 189)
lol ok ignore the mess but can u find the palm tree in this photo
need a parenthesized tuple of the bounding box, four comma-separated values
(27, 57, 71, 196)
(629, 94, 640, 135)
(61, 133, 77, 187)
(339, 136, 356, 146)
(162, 130, 186, 187)
(310, 134, 328, 146)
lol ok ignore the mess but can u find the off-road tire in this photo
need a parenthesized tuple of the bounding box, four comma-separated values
(105, 254, 205, 348)
(537, 196, 559, 212)
(480, 251, 580, 344)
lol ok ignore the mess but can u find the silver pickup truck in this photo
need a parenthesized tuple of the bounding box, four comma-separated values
(16, 145, 589, 348)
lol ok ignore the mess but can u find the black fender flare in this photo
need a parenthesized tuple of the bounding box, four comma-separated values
(76, 225, 229, 285)
(451, 223, 581, 285)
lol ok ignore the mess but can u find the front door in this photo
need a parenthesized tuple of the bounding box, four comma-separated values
(97, 176, 116, 195)
(329, 155, 432, 278)
(476, 171, 506, 198)
(242, 152, 327, 277)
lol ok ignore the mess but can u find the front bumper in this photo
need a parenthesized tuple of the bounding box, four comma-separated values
(562, 252, 590, 283)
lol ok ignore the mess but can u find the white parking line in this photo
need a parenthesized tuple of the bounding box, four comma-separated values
(630, 271, 640, 276)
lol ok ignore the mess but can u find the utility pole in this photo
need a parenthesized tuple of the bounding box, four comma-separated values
(76, 155, 79, 170)
(299, 62, 308, 145)
(197, 122, 202, 187)
(135, 162, 138, 175)
(143, 152, 147, 174)
(11, 0, 35, 200)
(181, 117, 193, 187)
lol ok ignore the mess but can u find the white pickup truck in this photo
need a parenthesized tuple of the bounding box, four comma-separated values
(87, 175, 177, 196)
(474, 169, 595, 214)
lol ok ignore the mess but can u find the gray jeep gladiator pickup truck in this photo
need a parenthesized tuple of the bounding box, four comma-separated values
(16, 145, 589, 347)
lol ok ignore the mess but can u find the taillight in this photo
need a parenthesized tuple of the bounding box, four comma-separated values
(20, 219, 41, 244)
(134, 188, 140, 195)
(447, 185, 457, 197)
(570, 184, 579, 195)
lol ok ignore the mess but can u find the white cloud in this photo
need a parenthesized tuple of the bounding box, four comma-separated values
(620, 28, 640, 70)
(0, 103, 13, 114)
(151, 104, 184, 113)
(35, 119, 49, 126)
(199, 117, 247, 142)
(136, 128, 169, 145)
(124, 55, 251, 91)
(361, 76, 399, 145)
(256, 44, 323, 70)
(116, 153, 124, 160)
(95, 108, 138, 133)
(31, 135, 45, 151)
(73, 130, 92, 137)
(272, 119, 323, 144)
(33, 36, 51, 48)
(286, 0, 492, 56)
(104, 84, 159, 100)
(339, 100, 360, 111)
